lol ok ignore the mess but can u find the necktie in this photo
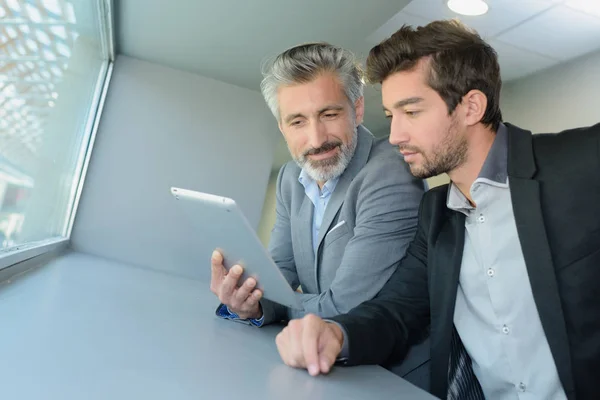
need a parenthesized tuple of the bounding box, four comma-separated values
(447, 326, 485, 400)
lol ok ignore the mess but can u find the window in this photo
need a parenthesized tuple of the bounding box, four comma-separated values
(0, 0, 113, 262)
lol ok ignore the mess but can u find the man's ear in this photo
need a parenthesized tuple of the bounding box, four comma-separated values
(354, 96, 365, 126)
(462, 90, 487, 127)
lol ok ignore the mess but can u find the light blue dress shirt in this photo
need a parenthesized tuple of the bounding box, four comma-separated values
(297, 168, 340, 253)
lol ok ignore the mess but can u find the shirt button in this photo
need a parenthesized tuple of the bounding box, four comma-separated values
(487, 268, 495, 277)
(502, 325, 510, 334)
(518, 382, 527, 392)
(477, 214, 485, 223)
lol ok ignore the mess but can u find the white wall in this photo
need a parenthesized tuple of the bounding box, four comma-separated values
(501, 49, 600, 132)
(71, 56, 277, 281)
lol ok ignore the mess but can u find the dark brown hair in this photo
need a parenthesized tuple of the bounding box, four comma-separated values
(366, 19, 502, 131)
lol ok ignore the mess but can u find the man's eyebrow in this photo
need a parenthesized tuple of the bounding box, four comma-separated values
(284, 113, 304, 124)
(284, 105, 345, 123)
(383, 97, 424, 112)
(317, 105, 344, 114)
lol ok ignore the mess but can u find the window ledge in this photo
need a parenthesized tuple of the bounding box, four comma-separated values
(0, 238, 69, 279)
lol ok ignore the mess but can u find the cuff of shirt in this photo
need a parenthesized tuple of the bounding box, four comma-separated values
(215, 303, 264, 327)
(324, 320, 349, 362)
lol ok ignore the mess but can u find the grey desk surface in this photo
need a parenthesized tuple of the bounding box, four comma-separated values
(0, 252, 436, 400)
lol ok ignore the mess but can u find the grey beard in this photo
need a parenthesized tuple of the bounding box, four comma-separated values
(294, 127, 358, 182)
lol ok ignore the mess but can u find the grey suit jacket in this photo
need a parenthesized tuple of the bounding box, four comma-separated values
(261, 125, 425, 324)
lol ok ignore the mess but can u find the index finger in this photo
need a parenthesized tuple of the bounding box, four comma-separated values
(302, 315, 322, 376)
(211, 250, 226, 281)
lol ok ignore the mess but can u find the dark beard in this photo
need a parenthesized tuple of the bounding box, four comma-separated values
(408, 119, 468, 179)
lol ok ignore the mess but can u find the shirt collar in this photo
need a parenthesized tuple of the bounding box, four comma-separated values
(298, 169, 339, 196)
(446, 123, 509, 212)
(478, 123, 508, 185)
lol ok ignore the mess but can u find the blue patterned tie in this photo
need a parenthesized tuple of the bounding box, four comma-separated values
(447, 327, 485, 400)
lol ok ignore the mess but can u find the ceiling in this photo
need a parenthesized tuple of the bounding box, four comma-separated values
(116, 0, 413, 141)
(370, 0, 600, 81)
(117, 0, 600, 170)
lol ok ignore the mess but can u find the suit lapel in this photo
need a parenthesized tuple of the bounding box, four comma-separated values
(430, 207, 466, 398)
(314, 125, 374, 251)
(294, 193, 315, 273)
(506, 123, 575, 397)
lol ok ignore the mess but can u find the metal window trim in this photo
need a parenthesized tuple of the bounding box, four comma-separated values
(62, 0, 115, 238)
(62, 60, 114, 239)
(0, 237, 68, 274)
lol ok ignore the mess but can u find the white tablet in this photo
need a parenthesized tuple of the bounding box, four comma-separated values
(170, 187, 300, 309)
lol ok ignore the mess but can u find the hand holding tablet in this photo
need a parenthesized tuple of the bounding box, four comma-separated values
(171, 187, 300, 310)
(209, 249, 263, 319)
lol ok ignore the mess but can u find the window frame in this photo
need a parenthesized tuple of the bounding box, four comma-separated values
(0, 0, 115, 276)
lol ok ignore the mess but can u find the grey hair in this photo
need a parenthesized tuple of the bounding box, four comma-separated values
(260, 42, 364, 121)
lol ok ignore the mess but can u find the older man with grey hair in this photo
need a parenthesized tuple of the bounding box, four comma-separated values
(209, 42, 429, 387)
